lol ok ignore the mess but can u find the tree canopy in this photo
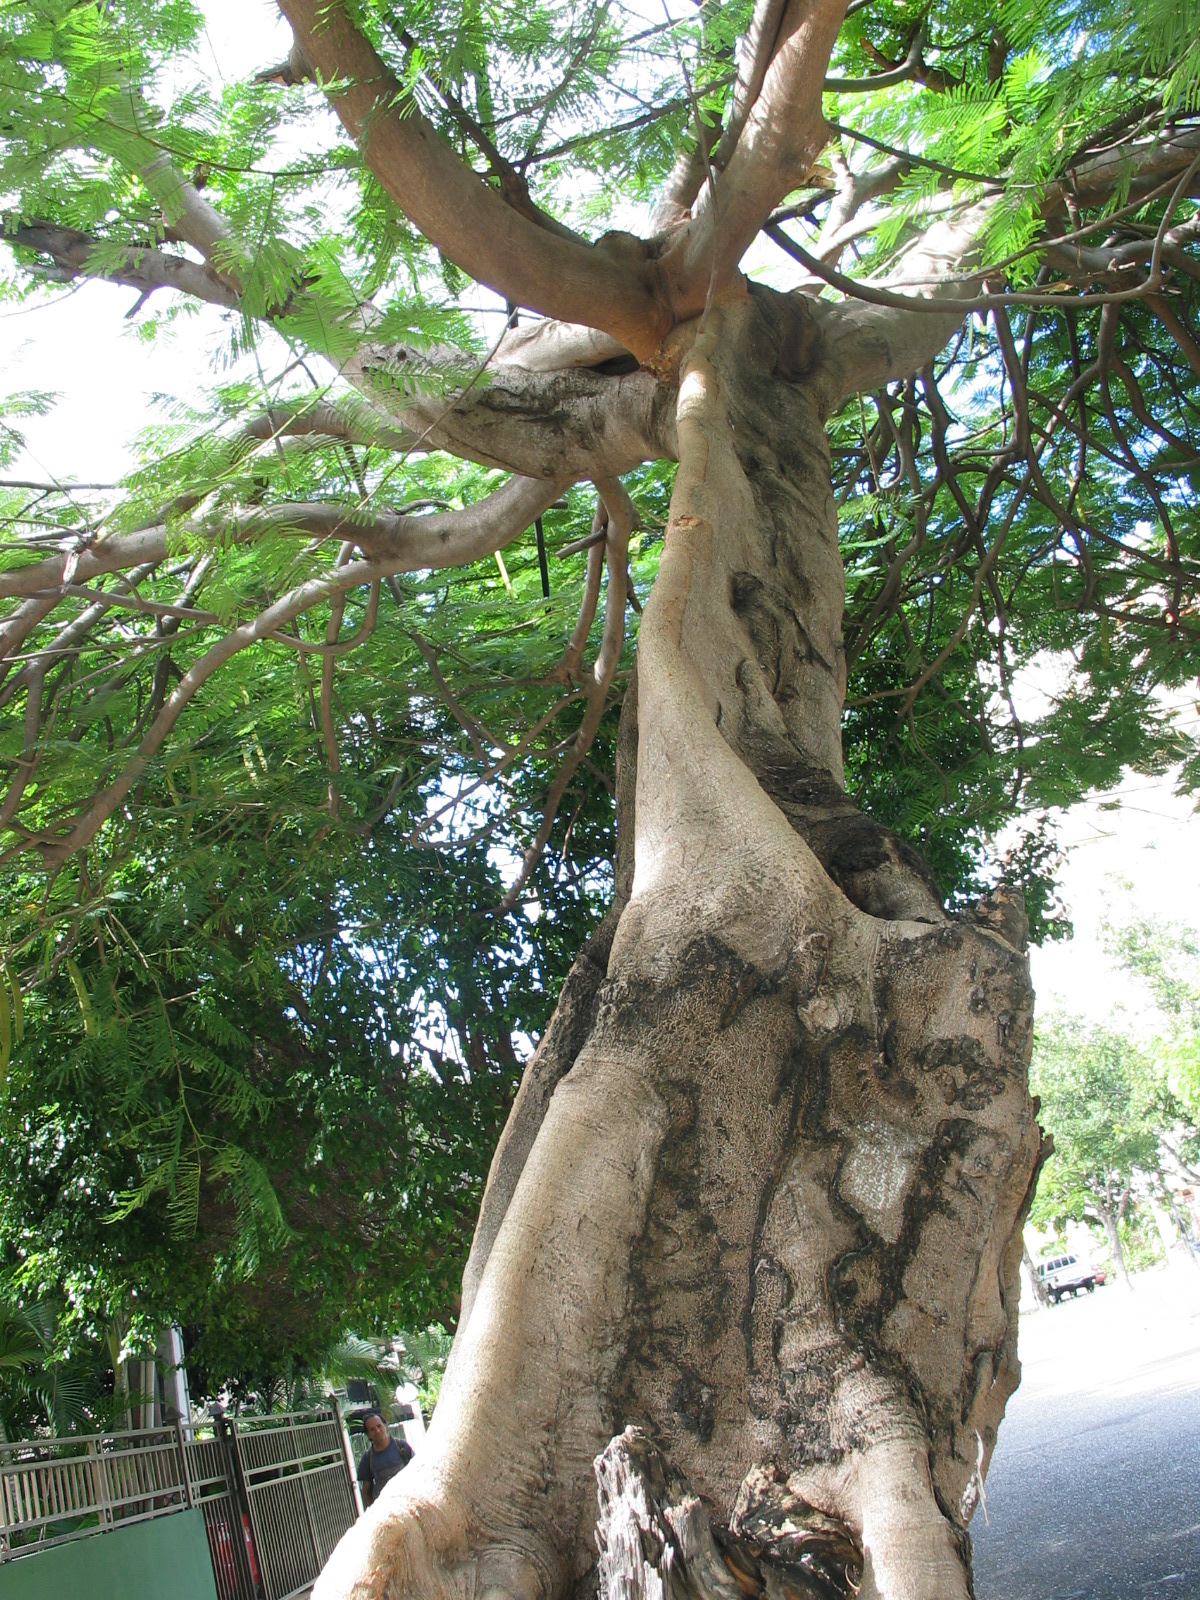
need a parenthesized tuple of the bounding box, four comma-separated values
(1030, 913, 1200, 1278)
(1106, 911, 1200, 1123)
(2, 0, 1200, 1391)
(1029, 1017, 1162, 1270)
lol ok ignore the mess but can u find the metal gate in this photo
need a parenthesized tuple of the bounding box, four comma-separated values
(182, 1427, 257, 1600)
(229, 1411, 357, 1600)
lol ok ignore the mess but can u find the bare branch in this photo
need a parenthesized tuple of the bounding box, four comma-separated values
(409, 630, 492, 763)
(6, 220, 241, 310)
(495, 476, 635, 915)
(560, 507, 607, 682)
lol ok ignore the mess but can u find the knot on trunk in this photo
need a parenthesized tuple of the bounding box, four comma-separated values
(594, 1431, 861, 1600)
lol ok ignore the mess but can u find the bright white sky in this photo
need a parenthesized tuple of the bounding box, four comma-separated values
(3, 0, 1198, 1031)
(1027, 744, 1200, 1029)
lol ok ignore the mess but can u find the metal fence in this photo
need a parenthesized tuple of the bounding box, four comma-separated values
(230, 1412, 357, 1600)
(0, 1424, 189, 1554)
(0, 1407, 360, 1600)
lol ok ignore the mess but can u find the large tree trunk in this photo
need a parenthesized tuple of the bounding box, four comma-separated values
(315, 294, 1045, 1600)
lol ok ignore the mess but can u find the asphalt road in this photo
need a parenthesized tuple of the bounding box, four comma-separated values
(972, 1268, 1200, 1600)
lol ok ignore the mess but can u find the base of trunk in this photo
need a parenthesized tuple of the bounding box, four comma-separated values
(595, 1428, 859, 1600)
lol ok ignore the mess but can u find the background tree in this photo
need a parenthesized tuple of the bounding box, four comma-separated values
(1029, 1017, 1165, 1285)
(0, 688, 613, 1401)
(0, 1298, 94, 1438)
(1106, 913, 1200, 1131)
(2, 0, 1200, 1596)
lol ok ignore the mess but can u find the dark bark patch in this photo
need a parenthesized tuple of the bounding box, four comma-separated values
(731, 1464, 861, 1594)
(671, 1368, 717, 1442)
(744, 283, 827, 384)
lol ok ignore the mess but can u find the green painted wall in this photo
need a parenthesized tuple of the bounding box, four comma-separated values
(0, 1508, 218, 1600)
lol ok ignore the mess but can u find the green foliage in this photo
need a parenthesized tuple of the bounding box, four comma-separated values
(1, 0, 1199, 1388)
(1029, 1016, 1165, 1231)
(0, 657, 614, 1388)
(1104, 913, 1200, 1121)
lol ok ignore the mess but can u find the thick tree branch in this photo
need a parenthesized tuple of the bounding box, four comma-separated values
(3, 474, 565, 862)
(663, 0, 848, 312)
(0, 475, 564, 603)
(274, 0, 672, 358)
(346, 343, 673, 479)
(709, 0, 789, 177)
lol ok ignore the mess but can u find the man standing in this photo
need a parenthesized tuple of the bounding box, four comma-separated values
(356, 1410, 412, 1508)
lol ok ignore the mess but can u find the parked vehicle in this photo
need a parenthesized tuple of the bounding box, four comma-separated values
(1036, 1252, 1099, 1302)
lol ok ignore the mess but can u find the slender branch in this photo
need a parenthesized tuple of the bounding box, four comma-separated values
(0, 667, 44, 831)
(15, 553, 394, 866)
(409, 630, 492, 763)
(270, 580, 380, 656)
(319, 544, 352, 814)
(5, 220, 241, 310)
(811, 135, 1200, 406)
(825, 29, 953, 94)
(494, 477, 635, 915)
(560, 508, 607, 681)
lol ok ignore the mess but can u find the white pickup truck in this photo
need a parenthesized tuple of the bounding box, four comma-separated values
(1035, 1252, 1100, 1302)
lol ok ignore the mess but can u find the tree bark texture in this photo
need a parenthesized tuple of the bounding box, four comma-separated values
(1022, 1243, 1051, 1309)
(314, 292, 1045, 1600)
(1100, 1206, 1132, 1288)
